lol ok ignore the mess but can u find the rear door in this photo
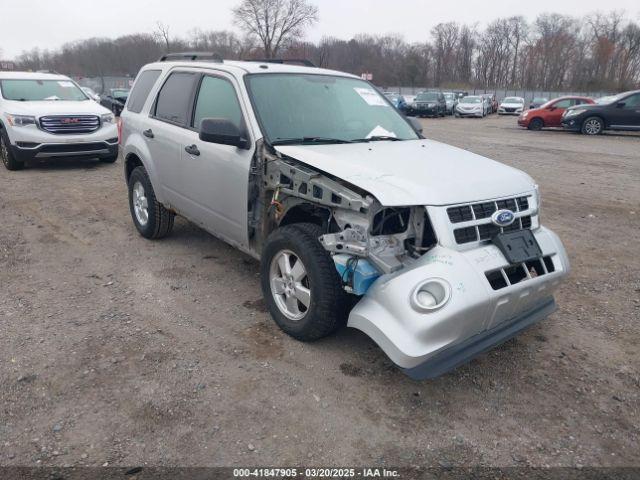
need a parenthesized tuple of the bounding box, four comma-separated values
(146, 70, 200, 209)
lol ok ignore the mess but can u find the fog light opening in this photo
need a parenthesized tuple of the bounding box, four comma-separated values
(411, 279, 451, 312)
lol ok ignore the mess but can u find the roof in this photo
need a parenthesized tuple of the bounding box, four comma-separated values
(142, 59, 358, 79)
(0, 71, 71, 81)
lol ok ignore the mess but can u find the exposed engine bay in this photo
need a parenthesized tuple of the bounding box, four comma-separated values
(250, 147, 438, 295)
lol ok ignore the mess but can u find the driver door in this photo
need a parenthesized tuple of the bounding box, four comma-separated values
(547, 98, 573, 126)
(176, 73, 254, 246)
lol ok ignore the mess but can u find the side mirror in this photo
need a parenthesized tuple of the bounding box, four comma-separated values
(199, 118, 249, 149)
(616, 102, 626, 108)
(407, 116, 423, 134)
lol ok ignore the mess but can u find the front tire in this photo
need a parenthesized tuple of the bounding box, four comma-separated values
(528, 118, 544, 131)
(128, 166, 174, 239)
(261, 223, 349, 341)
(0, 130, 24, 171)
(581, 117, 604, 135)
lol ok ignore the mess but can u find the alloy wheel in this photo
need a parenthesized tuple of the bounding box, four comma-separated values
(269, 250, 311, 321)
(132, 181, 149, 226)
(584, 119, 602, 135)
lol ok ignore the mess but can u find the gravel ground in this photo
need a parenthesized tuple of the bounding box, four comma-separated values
(1, 115, 638, 468)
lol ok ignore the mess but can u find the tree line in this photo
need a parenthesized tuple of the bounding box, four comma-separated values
(12, 10, 640, 91)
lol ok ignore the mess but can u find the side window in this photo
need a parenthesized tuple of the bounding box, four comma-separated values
(192, 76, 244, 130)
(553, 99, 573, 109)
(623, 94, 640, 108)
(127, 70, 161, 113)
(154, 72, 199, 126)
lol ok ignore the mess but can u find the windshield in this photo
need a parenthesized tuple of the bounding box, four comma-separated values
(461, 97, 482, 104)
(246, 74, 418, 144)
(416, 92, 439, 101)
(0, 79, 88, 101)
(111, 89, 129, 99)
(503, 97, 523, 104)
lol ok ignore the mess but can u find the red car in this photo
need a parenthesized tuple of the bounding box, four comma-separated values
(518, 96, 595, 130)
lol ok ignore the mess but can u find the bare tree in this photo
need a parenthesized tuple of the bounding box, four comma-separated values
(232, 0, 318, 58)
(154, 22, 172, 53)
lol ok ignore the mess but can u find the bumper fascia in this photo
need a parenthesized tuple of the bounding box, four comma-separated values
(347, 226, 569, 379)
(10, 141, 118, 162)
(403, 298, 556, 379)
(561, 119, 582, 131)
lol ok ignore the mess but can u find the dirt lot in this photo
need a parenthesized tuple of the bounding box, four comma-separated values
(1, 115, 639, 468)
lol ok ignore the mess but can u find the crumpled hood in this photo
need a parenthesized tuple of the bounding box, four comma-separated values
(275, 139, 535, 206)
(2, 100, 110, 117)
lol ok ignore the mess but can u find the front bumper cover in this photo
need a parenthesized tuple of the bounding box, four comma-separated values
(347, 226, 569, 379)
(10, 140, 118, 162)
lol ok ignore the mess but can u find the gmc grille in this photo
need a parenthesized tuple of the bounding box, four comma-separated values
(40, 115, 100, 135)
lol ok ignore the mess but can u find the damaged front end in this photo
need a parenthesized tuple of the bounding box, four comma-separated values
(250, 146, 570, 380)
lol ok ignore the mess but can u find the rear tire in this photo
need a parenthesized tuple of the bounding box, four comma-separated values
(128, 166, 174, 239)
(0, 130, 24, 171)
(528, 118, 544, 131)
(261, 223, 349, 341)
(581, 116, 604, 135)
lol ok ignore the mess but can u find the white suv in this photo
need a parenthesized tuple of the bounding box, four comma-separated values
(0, 72, 119, 170)
(121, 53, 570, 379)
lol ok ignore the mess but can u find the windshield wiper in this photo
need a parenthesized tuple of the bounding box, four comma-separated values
(352, 136, 402, 143)
(271, 137, 353, 146)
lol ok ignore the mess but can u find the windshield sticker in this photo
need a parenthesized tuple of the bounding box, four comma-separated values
(354, 87, 389, 107)
(57, 81, 75, 88)
(366, 126, 397, 138)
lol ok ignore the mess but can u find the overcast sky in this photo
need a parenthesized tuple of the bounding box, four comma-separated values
(1, 0, 639, 59)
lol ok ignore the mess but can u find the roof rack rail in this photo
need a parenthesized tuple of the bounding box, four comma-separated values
(247, 58, 316, 68)
(159, 52, 224, 63)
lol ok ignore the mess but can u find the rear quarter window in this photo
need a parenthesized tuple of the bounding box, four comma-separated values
(127, 70, 162, 113)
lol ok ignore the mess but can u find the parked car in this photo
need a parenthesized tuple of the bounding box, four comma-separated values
(407, 91, 446, 117)
(487, 93, 498, 113)
(561, 89, 640, 135)
(530, 97, 548, 109)
(443, 92, 458, 115)
(81, 86, 101, 102)
(100, 88, 130, 116)
(121, 53, 569, 380)
(383, 92, 408, 113)
(0, 71, 119, 170)
(518, 96, 595, 130)
(498, 97, 525, 115)
(455, 95, 487, 117)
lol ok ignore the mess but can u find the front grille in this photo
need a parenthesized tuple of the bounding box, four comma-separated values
(447, 195, 533, 245)
(485, 256, 556, 290)
(40, 115, 100, 134)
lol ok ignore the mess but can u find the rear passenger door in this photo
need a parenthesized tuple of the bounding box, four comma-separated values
(147, 71, 200, 208)
(177, 73, 254, 245)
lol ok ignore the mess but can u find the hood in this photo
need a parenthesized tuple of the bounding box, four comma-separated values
(2, 100, 110, 117)
(275, 139, 535, 207)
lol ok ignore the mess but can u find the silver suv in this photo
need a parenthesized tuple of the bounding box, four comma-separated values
(121, 53, 569, 379)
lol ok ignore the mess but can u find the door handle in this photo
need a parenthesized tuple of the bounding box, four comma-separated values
(143, 129, 154, 139)
(185, 144, 200, 156)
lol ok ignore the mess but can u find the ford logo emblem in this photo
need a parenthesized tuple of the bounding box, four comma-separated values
(492, 209, 516, 227)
